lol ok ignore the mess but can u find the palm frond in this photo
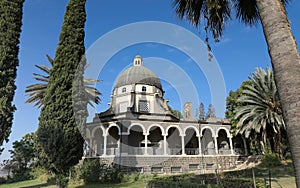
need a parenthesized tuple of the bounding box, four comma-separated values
(232, 0, 259, 26)
(173, 0, 231, 40)
(233, 67, 285, 150)
(25, 55, 101, 108)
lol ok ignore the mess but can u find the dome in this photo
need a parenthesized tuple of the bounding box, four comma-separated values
(114, 56, 162, 90)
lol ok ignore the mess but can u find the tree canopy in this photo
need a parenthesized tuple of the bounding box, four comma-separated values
(36, 0, 87, 187)
(0, 0, 24, 155)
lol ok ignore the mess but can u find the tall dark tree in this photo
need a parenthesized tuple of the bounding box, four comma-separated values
(36, 0, 87, 187)
(173, 0, 300, 185)
(225, 80, 251, 133)
(198, 102, 205, 120)
(0, 0, 24, 155)
(205, 104, 216, 120)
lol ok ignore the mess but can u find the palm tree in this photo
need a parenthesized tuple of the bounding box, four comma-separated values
(25, 55, 101, 107)
(234, 67, 285, 156)
(173, 1, 300, 185)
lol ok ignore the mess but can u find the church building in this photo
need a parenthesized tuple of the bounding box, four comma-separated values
(85, 55, 245, 174)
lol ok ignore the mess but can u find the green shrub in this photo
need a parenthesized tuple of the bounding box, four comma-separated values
(30, 167, 50, 182)
(79, 159, 123, 184)
(0, 177, 7, 184)
(132, 172, 140, 181)
(79, 159, 102, 184)
(261, 152, 281, 168)
(6, 169, 32, 183)
(146, 173, 266, 188)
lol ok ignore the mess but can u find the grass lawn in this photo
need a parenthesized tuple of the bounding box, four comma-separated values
(1, 174, 295, 188)
(0, 178, 148, 188)
(0, 161, 296, 188)
(0, 179, 50, 188)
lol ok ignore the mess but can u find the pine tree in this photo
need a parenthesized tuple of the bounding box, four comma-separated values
(205, 104, 216, 120)
(36, 0, 87, 187)
(199, 102, 205, 120)
(0, 0, 24, 154)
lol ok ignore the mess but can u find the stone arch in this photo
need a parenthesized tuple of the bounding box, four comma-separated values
(106, 123, 121, 136)
(200, 126, 215, 137)
(148, 124, 164, 155)
(127, 123, 146, 135)
(128, 124, 144, 155)
(184, 127, 199, 155)
(216, 127, 231, 138)
(166, 125, 183, 136)
(147, 123, 165, 135)
(93, 128, 104, 156)
(166, 125, 182, 155)
(183, 126, 200, 137)
(106, 124, 120, 155)
(217, 129, 230, 155)
(86, 129, 91, 138)
(201, 127, 215, 155)
(91, 126, 106, 137)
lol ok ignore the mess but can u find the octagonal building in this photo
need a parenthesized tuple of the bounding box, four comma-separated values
(85, 55, 246, 174)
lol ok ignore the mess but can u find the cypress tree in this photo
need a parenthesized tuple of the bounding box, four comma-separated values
(198, 102, 205, 120)
(0, 0, 24, 154)
(205, 104, 216, 120)
(36, 0, 87, 187)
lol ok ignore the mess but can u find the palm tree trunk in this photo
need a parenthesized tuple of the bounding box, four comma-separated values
(256, 0, 300, 186)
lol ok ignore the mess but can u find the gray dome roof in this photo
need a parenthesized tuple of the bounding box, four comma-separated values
(114, 65, 162, 89)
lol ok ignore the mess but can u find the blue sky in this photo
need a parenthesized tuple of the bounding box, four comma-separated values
(1, 0, 300, 161)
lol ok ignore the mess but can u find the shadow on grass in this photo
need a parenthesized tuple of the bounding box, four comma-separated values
(74, 180, 145, 188)
(20, 178, 56, 188)
(20, 182, 55, 188)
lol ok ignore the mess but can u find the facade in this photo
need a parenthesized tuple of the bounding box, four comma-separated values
(85, 56, 244, 173)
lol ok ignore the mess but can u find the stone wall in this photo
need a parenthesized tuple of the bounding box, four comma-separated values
(97, 155, 242, 174)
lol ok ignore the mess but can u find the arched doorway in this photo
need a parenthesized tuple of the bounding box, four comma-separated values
(128, 125, 144, 155)
(107, 126, 120, 155)
(93, 128, 104, 156)
(217, 129, 230, 155)
(201, 128, 215, 155)
(148, 126, 164, 155)
(184, 128, 199, 155)
(167, 127, 181, 155)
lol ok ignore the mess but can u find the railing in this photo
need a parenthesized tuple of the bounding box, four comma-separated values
(96, 147, 232, 156)
(169, 148, 182, 155)
(185, 148, 199, 155)
(218, 149, 231, 155)
(106, 148, 119, 155)
(128, 147, 144, 155)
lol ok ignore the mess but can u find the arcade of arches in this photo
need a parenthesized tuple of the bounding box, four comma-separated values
(86, 121, 237, 157)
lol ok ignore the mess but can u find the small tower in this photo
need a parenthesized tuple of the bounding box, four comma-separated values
(133, 55, 143, 66)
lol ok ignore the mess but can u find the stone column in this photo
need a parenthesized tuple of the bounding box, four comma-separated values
(144, 133, 149, 155)
(229, 136, 234, 155)
(163, 134, 167, 155)
(89, 137, 93, 156)
(181, 135, 186, 155)
(198, 136, 202, 155)
(214, 136, 218, 155)
(103, 135, 107, 156)
(120, 133, 129, 154)
(242, 137, 248, 155)
(93, 139, 97, 156)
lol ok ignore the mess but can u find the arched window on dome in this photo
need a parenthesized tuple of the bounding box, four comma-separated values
(122, 87, 126, 93)
(142, 86, 146, 92)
